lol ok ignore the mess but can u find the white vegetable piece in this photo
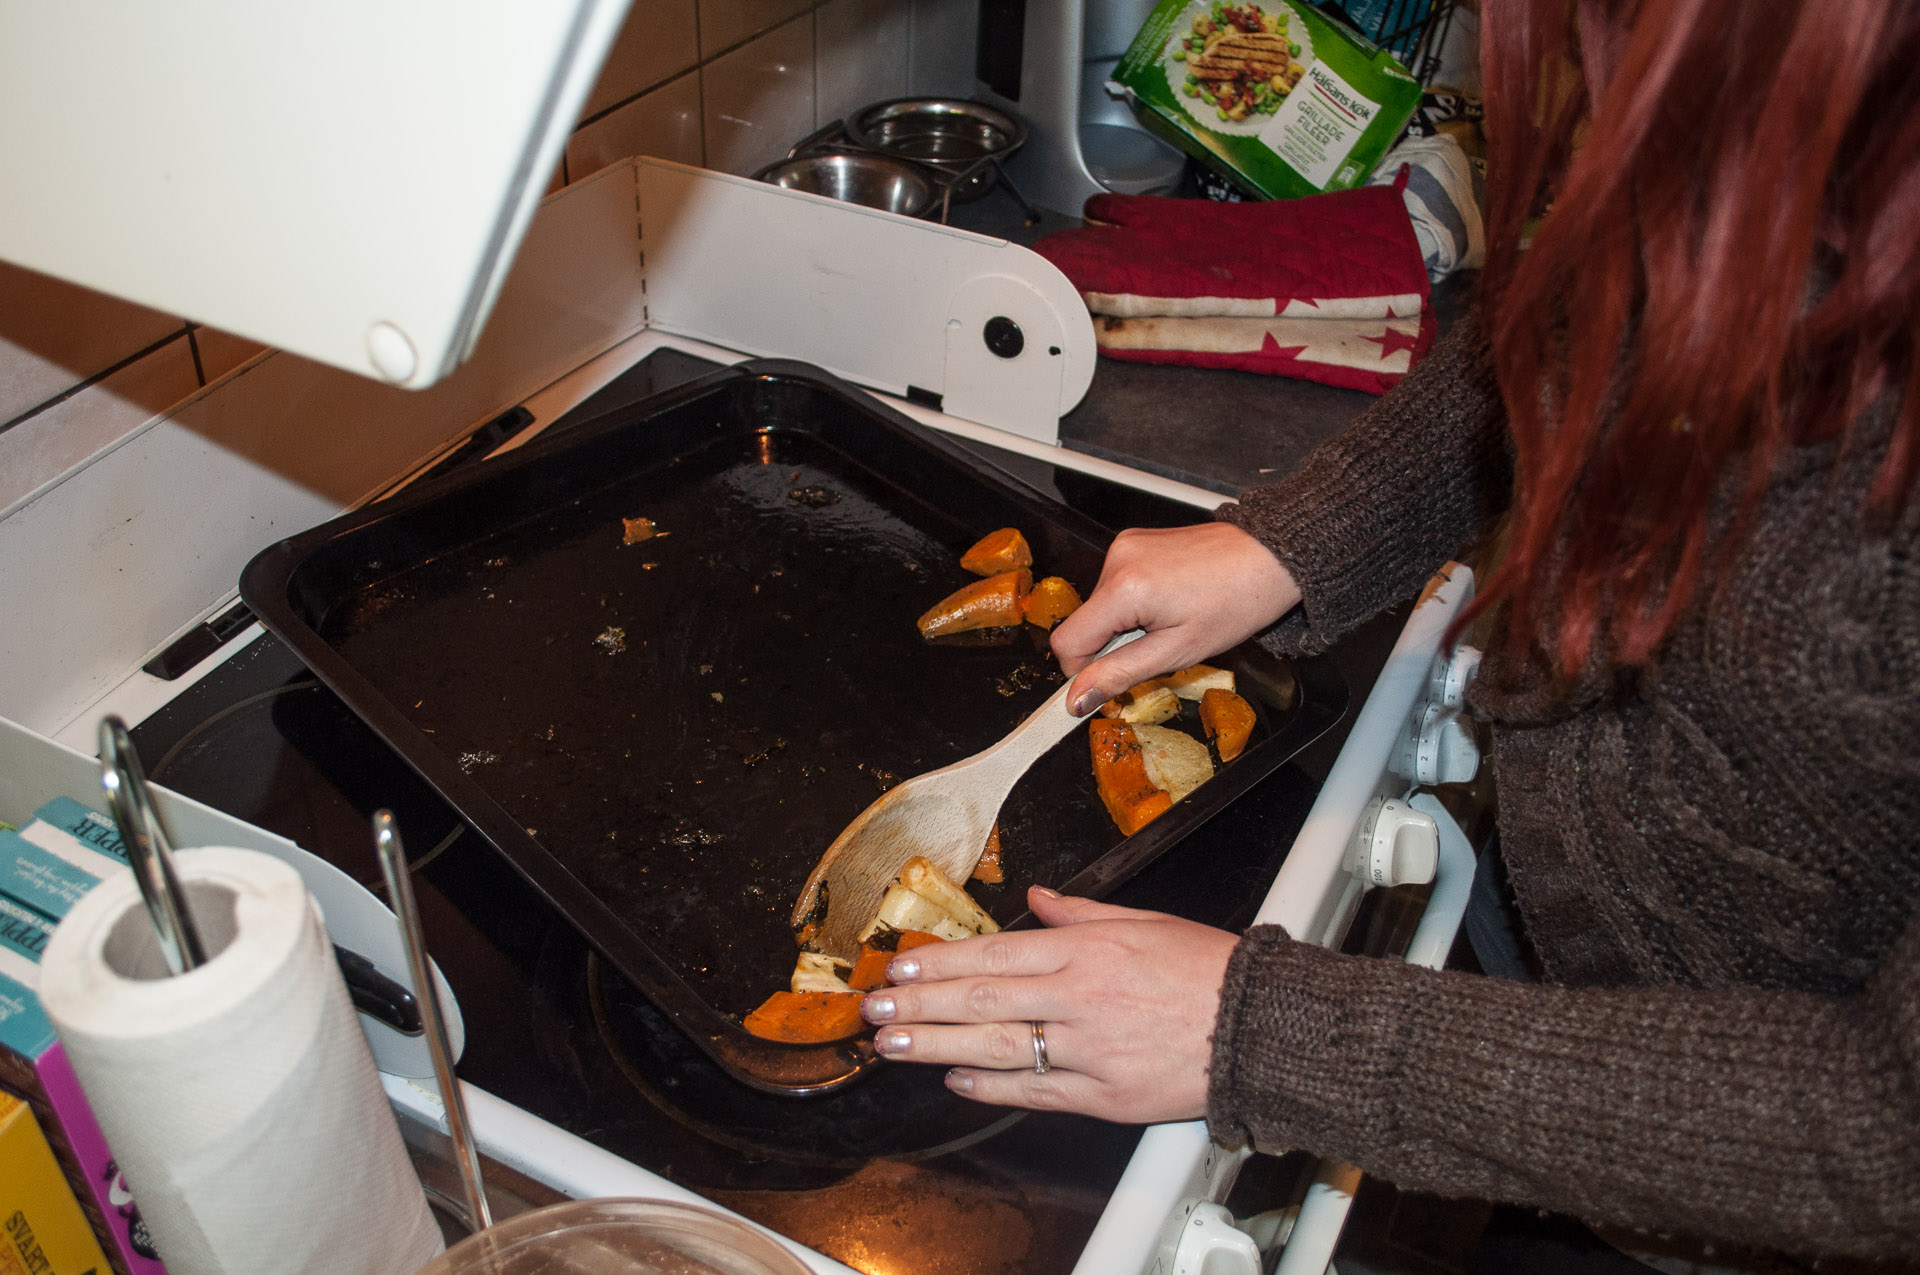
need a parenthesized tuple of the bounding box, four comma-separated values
(790, 951, 854, 993)
(855, 856, 1001, 945)
(1099, 680, 1180, 725)
(900, 856, 1000, 935)
(1134, 723, 1215, 802)
(1162, 664, 1236, 701)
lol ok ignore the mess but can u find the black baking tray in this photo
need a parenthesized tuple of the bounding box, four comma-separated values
(241, 360, 1345, 1094)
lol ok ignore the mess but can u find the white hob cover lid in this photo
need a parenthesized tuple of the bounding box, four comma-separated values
(0, 1, 630, 389)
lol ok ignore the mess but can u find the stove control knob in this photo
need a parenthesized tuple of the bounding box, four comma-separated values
(1170, 1201, 1261, 1275)
(1409, 703, 1480, 786)
(1356, 796, 1439, 887)
(1429, 642, 1483, 710)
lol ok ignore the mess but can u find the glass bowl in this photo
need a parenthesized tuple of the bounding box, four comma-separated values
(414, 1199, 814, 1275)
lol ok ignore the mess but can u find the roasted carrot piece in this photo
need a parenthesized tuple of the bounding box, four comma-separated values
(960, 528, 1033, 576)
(1089, 718, 1173, 836)
(1023, 576, 1082, 630)
(973, 823, 1005, 884)
(743, 990, 867, 1043)
(1199, 688, 1257, 762)
(849, 929, 947, 990)
(917, 568, 1032, 638)
(848, 946, 894, 991)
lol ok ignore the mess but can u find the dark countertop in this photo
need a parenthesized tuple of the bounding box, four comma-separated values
(944, 187, 1475, 497)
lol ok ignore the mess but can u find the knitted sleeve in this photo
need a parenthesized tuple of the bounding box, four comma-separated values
(1206, 918, 1920, 1258)
(1217, 310, 1510, 655)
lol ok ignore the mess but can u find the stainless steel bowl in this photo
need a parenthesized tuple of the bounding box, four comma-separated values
(845, 98, 1027, 200)
(752, 152, 936, 217)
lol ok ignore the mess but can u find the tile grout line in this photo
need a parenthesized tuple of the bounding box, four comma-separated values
(574, 0, 834, 132)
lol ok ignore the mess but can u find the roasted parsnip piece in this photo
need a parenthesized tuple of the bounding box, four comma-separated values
(1099, 679, 1180, 725)
(1163, 663, 1235, 700)
(855, 856, 1000, 945)
(1134, 722, 1215, 802)
(790, 951, 855, 994)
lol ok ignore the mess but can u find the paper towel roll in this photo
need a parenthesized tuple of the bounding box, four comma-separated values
(39, 846, 444, 1275)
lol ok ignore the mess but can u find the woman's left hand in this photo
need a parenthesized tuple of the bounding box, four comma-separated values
(860, 885, 1239, 1123)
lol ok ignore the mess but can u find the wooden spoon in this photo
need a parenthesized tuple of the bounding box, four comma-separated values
(792, 630, 1144, 960)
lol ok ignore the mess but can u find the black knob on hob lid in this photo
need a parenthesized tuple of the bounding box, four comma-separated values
(983, 315, 1024, 359)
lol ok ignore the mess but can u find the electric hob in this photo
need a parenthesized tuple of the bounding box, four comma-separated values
(124, 349, 1346, 1275)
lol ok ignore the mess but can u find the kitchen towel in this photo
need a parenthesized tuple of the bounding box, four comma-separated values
(1034, 182, 1435, 391)
(1037, 181, 1430, 319)
(1368, 133, 1485, 281)
(37, 847, 442, 1275)
(1092, 309, 1435, 394)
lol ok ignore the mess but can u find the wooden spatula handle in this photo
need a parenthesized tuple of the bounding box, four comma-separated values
(979, 628, 1145, 780)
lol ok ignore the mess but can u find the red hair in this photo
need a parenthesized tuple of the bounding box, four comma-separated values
(1463, 0, 1920, 676)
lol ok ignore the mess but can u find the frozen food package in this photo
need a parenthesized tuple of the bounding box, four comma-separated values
(1110, 0, 1424, 199)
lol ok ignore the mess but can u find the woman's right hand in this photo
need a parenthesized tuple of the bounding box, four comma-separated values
(1051, 522, 1301, 716)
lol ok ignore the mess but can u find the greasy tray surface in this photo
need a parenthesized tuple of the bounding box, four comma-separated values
(242, 363, 1343, 1093)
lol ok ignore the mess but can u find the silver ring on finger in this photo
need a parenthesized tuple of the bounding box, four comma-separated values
(1029, 1020, 1051, 1075)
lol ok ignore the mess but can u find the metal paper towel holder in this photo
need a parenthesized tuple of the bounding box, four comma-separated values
(99, 716, 208, 976)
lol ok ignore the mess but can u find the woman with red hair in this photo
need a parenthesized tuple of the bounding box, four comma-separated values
(859, 0, 1920, 1260)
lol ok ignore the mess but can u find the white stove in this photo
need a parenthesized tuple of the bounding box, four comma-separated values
(0, 162, 1482, 1275)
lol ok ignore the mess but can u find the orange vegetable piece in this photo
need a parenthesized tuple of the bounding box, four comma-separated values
(848, 947, 893, 992)
(848, 929, 947, 990)
(917, 568, 1031, 638)
(960, 528, 1033, 576)
(1023, 576, 1082, 630)
(1089, 718, 1173, 836)
(743, 990, 866, 1043)
(1200, 688, 1257, 762)
(973, 823, 1005, 884)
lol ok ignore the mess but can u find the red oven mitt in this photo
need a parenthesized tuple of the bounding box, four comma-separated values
(1034, 179, 1430, 321)
(1032, 179, 1433, 391)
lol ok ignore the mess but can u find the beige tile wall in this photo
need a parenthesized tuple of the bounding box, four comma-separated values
(0, 0, 979, 482)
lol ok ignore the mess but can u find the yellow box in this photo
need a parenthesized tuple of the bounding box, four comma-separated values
(0, 1091, 112, 1275)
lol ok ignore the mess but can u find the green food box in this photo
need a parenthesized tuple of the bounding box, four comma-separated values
(1111, 0, 1424, 199)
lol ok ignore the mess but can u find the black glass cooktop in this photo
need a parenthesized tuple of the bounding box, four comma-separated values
(128, 349, 1339, 1274)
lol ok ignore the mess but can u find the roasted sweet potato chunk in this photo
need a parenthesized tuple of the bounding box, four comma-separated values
(743, 990, 866, 1043)
(1023, 576, 1082, 630)
(847, 929, 945, 990)
(917, 568, 1032, 638)
(960, 528, 1033, 576)
(1089, 718, 1173, 836)
(1200, 688, 1257, 762)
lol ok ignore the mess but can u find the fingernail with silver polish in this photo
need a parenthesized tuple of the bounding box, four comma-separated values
(875, 1028, 911, 1055)
(889, 957, 921, 982)
(863, 994, 896, 1022)
(946, 1070, 975, 1095)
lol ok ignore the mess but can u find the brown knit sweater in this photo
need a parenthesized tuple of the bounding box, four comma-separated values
(1209, 317, 1920, 1259)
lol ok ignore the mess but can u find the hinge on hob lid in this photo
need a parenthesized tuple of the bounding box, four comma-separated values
(626, 157, 1095, 445)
